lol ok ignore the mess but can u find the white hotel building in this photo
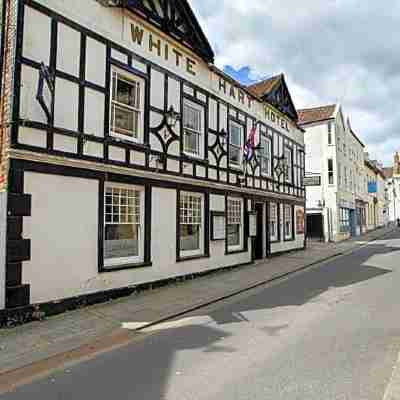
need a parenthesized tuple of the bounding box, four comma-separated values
(299, 104, 368, 242)
(0, 0, 306, 321)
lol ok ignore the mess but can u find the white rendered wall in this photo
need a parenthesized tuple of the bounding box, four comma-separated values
(23, 172, 252, 304)
(271, 204, 305, 254)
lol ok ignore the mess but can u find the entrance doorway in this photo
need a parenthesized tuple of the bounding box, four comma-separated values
(306, 213, 324, 241)
(254, 203, 264, 260)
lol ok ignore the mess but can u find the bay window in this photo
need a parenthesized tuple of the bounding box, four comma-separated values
(179, 192, 204, 257)
(104, 184, 144, 267)
(110, 68, 145, 142)
(229, 120, 243, 168)
(227, 197, 243, 250)
(183, 100, 204, 158)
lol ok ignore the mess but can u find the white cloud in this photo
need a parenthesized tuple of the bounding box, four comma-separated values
(188, 0, 400, 165)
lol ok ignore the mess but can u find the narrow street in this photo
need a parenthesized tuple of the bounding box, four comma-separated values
(3, 230, 400, 399)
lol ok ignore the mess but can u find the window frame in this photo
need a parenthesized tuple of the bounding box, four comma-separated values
(284, 146, 293, 183)
(328, 122, 333, 145)
(103, 182, 145, 268)
(182, 99, 205, 159)
(109, 67, 145, 143)
(229, 119, 244, 169)
(226, 196, 244, 252)
(328, 158, 334, 185)
(260, 134, 272, 177)
(270, 202, 280, 242)
(339, 208, 350, 232)
(283, 204, 294, 241)
(178, 191, 205, 259)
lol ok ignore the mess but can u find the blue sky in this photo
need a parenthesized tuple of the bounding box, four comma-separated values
(222, 66, 256, 86)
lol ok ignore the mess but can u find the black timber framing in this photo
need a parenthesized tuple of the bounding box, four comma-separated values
(5, 165, 31, 309)
(13, 0, 306, 202)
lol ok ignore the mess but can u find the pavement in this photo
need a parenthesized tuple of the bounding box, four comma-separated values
(0, 225, 398, 394)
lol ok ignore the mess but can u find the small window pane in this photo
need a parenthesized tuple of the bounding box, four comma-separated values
(230, 123, 242, 146)
(229, 146, 241, 165)
(104, 186, 141, 262)
(180, 193, 203, 253)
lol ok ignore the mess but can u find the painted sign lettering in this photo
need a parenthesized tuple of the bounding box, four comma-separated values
(130, 22, 197, 76)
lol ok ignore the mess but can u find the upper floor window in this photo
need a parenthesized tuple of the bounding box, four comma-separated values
(260, 135, 272, 176)
(183, 100, 204, 158)
(110, 68, 144, 142)
(328, 122, 333, 144)
(104, 184, 144, 267)
(328, 158, 334, 185)
(284, 147, 293, 182)
(229, 120, 243, 168)
(179, 192, 204, 258)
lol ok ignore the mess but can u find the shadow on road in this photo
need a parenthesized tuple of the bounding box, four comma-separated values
(208, 238, 398, 326)
(4, 234, 400, 400)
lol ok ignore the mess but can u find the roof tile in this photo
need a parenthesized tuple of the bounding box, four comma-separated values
(298, 105, 336, 125)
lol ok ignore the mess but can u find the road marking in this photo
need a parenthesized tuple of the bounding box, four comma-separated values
(383, 351, 400, 400)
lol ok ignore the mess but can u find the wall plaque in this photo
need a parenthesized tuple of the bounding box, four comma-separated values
(211, 211, 225, 241)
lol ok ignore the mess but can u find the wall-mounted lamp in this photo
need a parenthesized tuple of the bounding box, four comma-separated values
(219, 128, 227, 147)
(165, 105, 180, 129)
(163, 105, 181, 140)
(317, 199, 326, 208)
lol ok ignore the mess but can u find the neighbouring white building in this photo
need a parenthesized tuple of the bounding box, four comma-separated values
(299, 104, 368, 242)
(0, 0, 306, 319)
(383, 153, 400, 224)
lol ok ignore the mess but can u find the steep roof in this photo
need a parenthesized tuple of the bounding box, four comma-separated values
(298, 105, 336, 125)
(114, 0, 215, 63)
(246, 74, 298, 122)
(383, 167, 394, 178)
(247, 75, 281, 98)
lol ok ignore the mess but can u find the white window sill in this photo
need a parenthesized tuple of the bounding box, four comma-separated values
(104, 256, 143, 268)
(180, 248, 203, 259)
(110, 132, 142, 144)
(183, 152, 205, 161)
(229, 163, 243, 171)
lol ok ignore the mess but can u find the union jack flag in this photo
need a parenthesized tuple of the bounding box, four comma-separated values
(243, 124, 257, 162)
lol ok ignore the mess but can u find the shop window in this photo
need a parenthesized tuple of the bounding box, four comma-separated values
(110, 68, 145, 142)
(183, 100, 204, 158)
(104, 184, 144, 267)
(227, 197, 243, 251)
(179, 192, 204, 257)
(340, 208, 350, 232)
(284, 204, 294, 240)
(229, 120, 243, 168)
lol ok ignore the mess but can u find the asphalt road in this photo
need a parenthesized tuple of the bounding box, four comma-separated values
(3, 230, 400, 400)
